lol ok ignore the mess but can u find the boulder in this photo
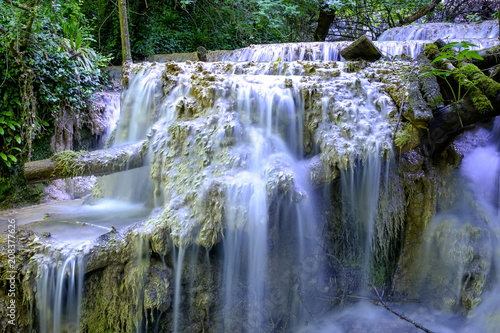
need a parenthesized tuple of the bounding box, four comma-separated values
(340, 35, 382, 62)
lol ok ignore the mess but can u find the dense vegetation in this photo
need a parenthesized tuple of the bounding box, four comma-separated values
(0, 0, 498, 207)
(0, 0, 109, 206)
(85, 0, 498, 63)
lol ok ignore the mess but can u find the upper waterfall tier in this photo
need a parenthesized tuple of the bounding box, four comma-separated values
(379, 20, 499, 41)
(148, 39, 499, 63)
(146, 21, 499, 63)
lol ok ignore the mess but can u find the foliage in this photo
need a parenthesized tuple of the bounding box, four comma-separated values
(0, 0, 109, 206)
(427, 0, 498, 23)
(82, 0, 320, 62)
(422, 41, 484, 126)
(424, 41, 484, 102)
(82, 0, 499, 63)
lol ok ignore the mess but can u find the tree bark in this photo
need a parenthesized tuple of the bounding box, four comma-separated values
(23, 140, 341, 189)
(470, 44, 500, 70)
(118, 0, 132, 64)
(24, 141, 147, 183)
(314, 5, 336, 41)
(397, 0, 442, 27)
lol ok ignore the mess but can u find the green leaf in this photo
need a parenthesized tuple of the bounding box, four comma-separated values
(432, 55, 449, 63)
(8, 155, 17, 163)
(10, 147, 21, 152)
(0, 127, 3, 135)
(468, 53, 484, 61)
(76, 34, 83, 50)
(15, 135, 21, 144)
(4, 160, 11, 168)
(0, 152, 7, 161)
(441, 42, 459, 50)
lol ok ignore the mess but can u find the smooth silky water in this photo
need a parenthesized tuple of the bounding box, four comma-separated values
(3, 20, 499, 333)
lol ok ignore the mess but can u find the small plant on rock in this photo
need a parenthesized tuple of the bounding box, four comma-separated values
(422, 41, 484, 126)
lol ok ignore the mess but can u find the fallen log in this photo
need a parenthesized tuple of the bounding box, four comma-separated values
(428, 96, 500, 155)
(24, 140, 148, 183)
(470, 44, 500, 70)
(24, 138, 342, 187)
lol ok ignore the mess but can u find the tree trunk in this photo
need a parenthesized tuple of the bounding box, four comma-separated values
(427, 97, 500, 155)
(314, 5, 336, 41)
(24, 141, 147, 183)
(23, 139, 341, 188)
(118, 0, 132, 64)
(397, 0, 442, 27)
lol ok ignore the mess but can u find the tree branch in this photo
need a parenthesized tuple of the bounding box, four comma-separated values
(7, 0, 33, 11)
(19, 0, 39, 52)
(372, 286, 436, 333)
(397, 0, 442, 27)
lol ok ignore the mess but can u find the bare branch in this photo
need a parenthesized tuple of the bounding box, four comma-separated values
(372, 286, 436, 333)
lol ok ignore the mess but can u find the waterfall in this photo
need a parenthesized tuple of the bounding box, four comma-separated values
(146, 20, 499, 63)
(36, 255, 85, 333)
(378, 20, 499, 41)
(98, 65, 164, 203)
(11, 19, 500, 333)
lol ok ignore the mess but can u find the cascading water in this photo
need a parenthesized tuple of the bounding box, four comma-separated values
(4, 19, 500, 333)
(378, 19, 499, 41)
(36, 255, 85, 333)
(100, 66, 164, 203)
(135, 57, 397, 331)
(145, 20, 499, 63)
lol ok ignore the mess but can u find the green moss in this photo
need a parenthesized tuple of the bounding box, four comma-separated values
(394, 122, 412, 148)
(51, 150, 86, 178)
(462, 63, 500, 98)
(423, 43, 440, 59)
(472, 94, 493, 114)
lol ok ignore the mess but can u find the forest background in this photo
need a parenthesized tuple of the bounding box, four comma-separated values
(0, 0, 498, 207)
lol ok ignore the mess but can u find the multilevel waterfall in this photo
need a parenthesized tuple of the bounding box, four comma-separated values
(2, 20, 500, 333)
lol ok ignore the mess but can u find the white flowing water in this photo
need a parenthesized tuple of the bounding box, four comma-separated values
(298, 116, 500, 333)
(100, 65, 164, 203)
(216, 38, 498, 62)
(146, 20, 499, 63)
(379, 19, 499, 41)
(37, 255, 85, 333)
(14, 19, 500, 333)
